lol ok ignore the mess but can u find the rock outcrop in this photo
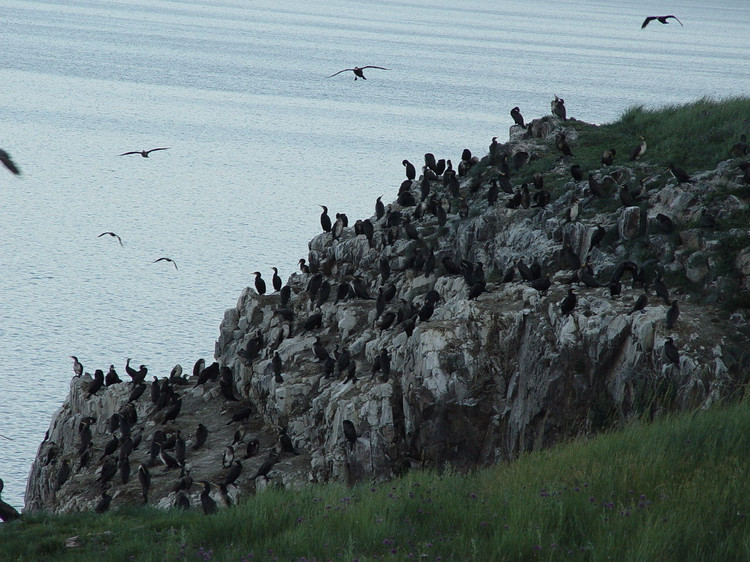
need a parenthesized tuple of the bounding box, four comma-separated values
(26, 115, 750, 513)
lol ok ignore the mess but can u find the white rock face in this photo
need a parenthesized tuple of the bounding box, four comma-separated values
(25, 119, 749, 513)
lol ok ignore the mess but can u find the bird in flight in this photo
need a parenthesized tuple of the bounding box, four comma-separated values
(98, 232, 123, 246)
(0, 149, 21, 175)
(326, 66, 390, 80)
(641, 15, 683, 28)
(153, 257, 178, 270)
(119, 148, 170, 157)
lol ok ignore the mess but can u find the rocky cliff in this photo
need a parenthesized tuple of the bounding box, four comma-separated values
(25, 110, 750, 514)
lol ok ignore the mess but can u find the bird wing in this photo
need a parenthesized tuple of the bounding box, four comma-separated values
(145, 147, 169, 154)
(0, 149, 20, 175)
(326, 68, 354, 78)
(154, 257, 178, 269)
(358, 66, 390, 70)
(641, 16, 656, 28)
(666, 15, 683, 26)
(119, 151, 140, 156)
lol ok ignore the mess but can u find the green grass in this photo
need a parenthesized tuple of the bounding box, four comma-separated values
(5, 402, 750, 561)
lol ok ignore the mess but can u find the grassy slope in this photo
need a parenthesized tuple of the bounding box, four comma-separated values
(3, 401, 750, 561)
(3, 98, 750, 561)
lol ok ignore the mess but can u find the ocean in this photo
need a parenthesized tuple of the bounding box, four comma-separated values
(0, 0, 748, 511)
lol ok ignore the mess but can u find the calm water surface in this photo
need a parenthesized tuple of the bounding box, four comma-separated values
(0, 0, 748, 510)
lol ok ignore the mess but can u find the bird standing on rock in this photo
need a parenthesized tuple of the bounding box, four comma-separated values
(320, 205, 332, 232)
(252, 271, 266, 295)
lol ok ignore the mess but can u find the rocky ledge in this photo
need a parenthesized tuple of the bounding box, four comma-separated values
(26, 110, 750, 514)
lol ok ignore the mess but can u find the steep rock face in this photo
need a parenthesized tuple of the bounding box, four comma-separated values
(26, 116, 749, 513)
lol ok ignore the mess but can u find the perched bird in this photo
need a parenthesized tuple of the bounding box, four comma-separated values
(193, 423, 208, 450)
(0, 478, 21, 522)
(664, 337, 680, 365)
(320, 205, 332, 232)
(271, 267, 282, 292)
(200, 481, 218, 514)
(601, 148, 616, 166)
(243, 438, 260, 459)
(629, 294, 649, 314)
(251, 451, 279, 481)
(105, 365, 121, 386)
(54, 459, 72, 492)
(510, 106, 525, 128)
(175, 492, 191, 510)
(95, 490, 112, 514)
(666, 300, 680, 329)
(551, 95, 566, 120)
(0, 149, 21, 175)
(570, 164, 584, 182)
(402, 160, 416, 181)
(153, 257, 178, 270)
(731, 134, 748, 157)
(252, 271, 267, 295)
(629, 137, 647, 161)
(699, 208, 716, 228)
(98, 231, 123, 246)
(326, 65, 390, 80)
(560, 289, 576, 315)
(556, 133, 574, 157)
(225, 405, 253, 425)
(70, 356, 84, 377)
(279, 427, 299, 455)
(223, 460, 243, 487)
(641, 15, 683, 28)
(119, 147, 169, 157)
(668, 163, 693, 183)
(138, 464, 151, 503)
(87, 369, 104, 398)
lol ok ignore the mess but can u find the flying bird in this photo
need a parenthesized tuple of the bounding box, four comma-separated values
(326, 66, 390, 80)
(0, 149, 21, 175)
(98, 231, 123, 246)
(119, 148, 169, 157)
(641, 15, 683, 28)
(153, 257, 178, 270)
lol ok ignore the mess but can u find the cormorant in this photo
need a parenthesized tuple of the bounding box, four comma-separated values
(326, 66, 390, 80)
(556, 133, 574, 157)
(0, 149, 21, 175)
(588, 174, 603, 198)
(251, 451, 279, 481)
(402, 159, 417, 180)
(628, 294, 648, 314)
(87, 369, 104, 398)
(226, 404, 253, 425)
(97, 459, 118, 484)
(175, 492, 191, 510)
(731, 134, 748, 157)
(271, 267, 282, 292)
(163, 396, 182, 423)
(343, 420, 358, 451)
(223, 460, 243, 487)
(351, 276, 373, 299)
(100, 436, 120, 460)
(138, 464, 151, 503)
(641, 15, 683, 28)
(570, 164, 583, 182)
(119, 457, 130, 484)
(272, 352, 283, 382)
(510, 106, 525, 128)
(560, 289, 576, 315)
(158, 443, 180, 470)
(244, 438, 260, 459)
(95, 490, 112, 514)
(298, 258, 310, 273)
(0, 478, 21, 522)
(664, 337, 680, 365)
(590, 224, 606, 248)
(375, 196, 385, 219)
(200, 481, 218, 514)
(302, 312, 323, 332)
(699, 208, 716, 228)
(551, 95, 566, 120)
(601, 148, 616, 166)
(153, 257, 178, 269)
(175, 430, 186, 467)
(629, 137, 647, 161)
(98, 231, 123, 246)
(530, 277, 551, 294)
(666, 300, 680, 329)
(652, 272, 671, 304)
(106, 365, 121, 386)
(120, 147, 169, 157)
(252, 271, 267, 295)
(54, 459, 71, 491)
(320, 205, 332, 232)
(566, 196, 580, 222)
(71, 356, 84, 377)
(668, 163, 693, 183)
(279, 427, 299, 455)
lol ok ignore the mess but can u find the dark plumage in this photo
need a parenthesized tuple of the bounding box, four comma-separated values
(641, 15, 683, 28)
(95, 491, 112, 514)
(0, 149, 21, 175)
(0, 478, 21, 522)
(201, 481, 218, 514)
(226, 405, 253, 425)
(570, 164, 584, 182)
(668, 163, 693, 183)
(326, 65, 390, 80)
(343, 420, 358, 451)
(666, 300, 680, 329)
(252, 271, 267, 295)
(153, 257, 178, 269)
(560, 289, 576, 315)
(601, 148, 616, 166)
(551, 95, 566, 120)
(106, 365, 121, 386)
(664, 337, 680, 365)
(628, 294, 648, 314)
(138, 464, 151, 503)
(629, 137, 647, 161)
(320, 205, 332, 232)
(510, 106, 525, 128)
(98, 231, 124, 246)
(120, 147, 169, 157)
(251, 451, 279, 480)
(54, 459, 72, 492)
(87, 370, 104, 398)
(223, 460, 243, 487)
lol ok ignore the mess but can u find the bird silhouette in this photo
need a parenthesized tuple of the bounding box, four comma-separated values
(98, 232, 123, 246)
(326, 66, 390, 80)
(153, 257, 178, 270)
(119, 148, 169, 157)
(0, 149, 21, 175)
(642, 15, 683, 28)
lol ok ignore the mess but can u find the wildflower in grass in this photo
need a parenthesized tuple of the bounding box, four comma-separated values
(574, 487, 580, 492)
(470, 493, 477, 499)
(533, 545, 542, 551)
(589, 496, 596, 503)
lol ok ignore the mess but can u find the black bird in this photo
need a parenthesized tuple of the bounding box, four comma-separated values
(668, 163, 693, 183)
(629, 137, 647, 161)
(174, 430, 186, 467)
(570, 164, 584, 182)
(98, 231, 123, 246)
(699, 208, 716, 228)
(119, 457, 131, 484)
(641, 15, 683, 28)
(105, 365, 121, 386)
(402, 160, 416, 180)
(375, 195, 386, 219)
(0, 478, 21, 522)
(252, 271, 267, 295)
(175, 493, 191, 510)
(70, 355, 84, 377)
(95, 490, 112, 514)
(138, 464, 151, 503)
(530, 277, 551, 294)
(97, 459, 118, 484)
(251, 451, 279, 480)
(87, 369, 105, 398)
(153, 257, 178, 269)
(601, 148, 616, 166)
(468, 281, 486, 300)
(0, 149, 21, 175)
(158, 443, 180, 470)
(163, 396, 182, 423)
(279, 427, 299, 455)
(125, 358, 148, 385)
(510, 106, 525, 128)
(326, 65, 390, 80)
(378, 348, 391, 381)
(128, 383, 146, 403)
(351, 276, 373, 299)
(587, 174, 603, 198)
(556, 133, 573, 157)
(628, 294, 648, 314)
(652, 272, 671, 305)
(100, 436, 120, 460)
(298, 258, 310, 273)
(244, 438, 260, 459)
(271, 267, 282, 292)
(343, 420, 358, 451)
(302, 312, 323, 332)
(279, 284, 291, 308)
(731, 134, 748, 157)
(222, 446, 235, 468)
(664, 337, 680, 365)
(223, 460, 243, 487)
(272, 352, 283, 383)
(226, 405, 253, 425)
(200, 481, 218, 514)
(560, 289, 576, 315)
(590, 224, 606, 249)
(551, 95, 566, 120)
(320, 205, 332, 232)
(120, 147, 169, 157)
(666, 300, 680, 329)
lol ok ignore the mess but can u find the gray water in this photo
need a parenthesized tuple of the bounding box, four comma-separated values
(0, 0, 748, 511)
